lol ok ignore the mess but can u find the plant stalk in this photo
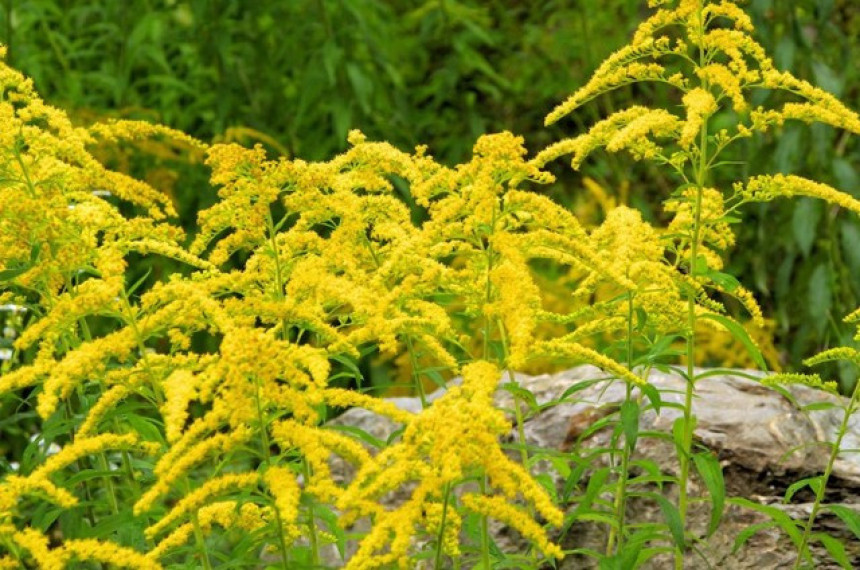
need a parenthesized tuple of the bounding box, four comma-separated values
(607, 292, 636, 556)
(434, 481, 453, 570)
(675, 5, 712, 566)
(792, 379, 860, 570)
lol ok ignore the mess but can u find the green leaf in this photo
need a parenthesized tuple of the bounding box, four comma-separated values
(733, 521, 776, 552)
(841, 221, 860, 280)
(28, 242, 42, 265)
(501, 382, 539, 412)
(800, 401, 840, 412)
(346, 63, 373, 114)
(692, 255, 710, 274)
(549, 456, 571, 479)
(424, 368, 448, 390)
(693, 451, 725, 535)
(833, 158, 858, 194)
(327, 425, 386, 449)
(599, 541, 643, 570)
(330, 354, 363, 383)
(826, 504, 860, 540)
(672, 415, 685, 450)
(630, 459, 669, 488)
(783, 476, 822, 503)
(775, 125, 802, 174)
(321, 40, 342, 86)
(0, 264, 30, 281)
(123, 411, 165, 444)
(559, 378, 607, 402)
(620, 399, 639, 450)
(315, 503, 349, 560)
(774, 36, 796, 70)
(671, 415, 695, 458)
(652, 492, 685, 549)
(808, 264, 832, 336)
(127, 267, 153, 297)
(563, 467, 610, 535)
(640, 383, 662, 414)
(561, 462, 588, 503)
(702, 268, 741, 293)
(812, 60, 843, 97)
(813, 533, 851, 569)
(699, 313, 767, 370)
(729, 497, 805, 549)
(792, 199, 822, 258)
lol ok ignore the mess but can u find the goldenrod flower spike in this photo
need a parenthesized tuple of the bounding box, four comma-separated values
(544, 40, 683, 125)
(339, 361, 564, 568)
(11, 528, 162, 569)
(144, 472, 261, 540)
(134, 427, 252, 515)
(263, 467, 303, 541)
(679, 88, 718, 148)
(88, 119, 208, 151)
(803, 347, 860, 367)
(77, 385, 131, 438)
(148, 501, 270, 560)
(739, 174, 860, 215)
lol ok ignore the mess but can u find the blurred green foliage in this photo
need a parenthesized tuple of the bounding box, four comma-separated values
(2, 0, 857, 384)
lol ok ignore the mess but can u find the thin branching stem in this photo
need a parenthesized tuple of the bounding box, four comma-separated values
(677, 7, 710, 567)
(607, 291, 636, 556)
(792, 378, 860, 570)
(265, 209, 309, 568)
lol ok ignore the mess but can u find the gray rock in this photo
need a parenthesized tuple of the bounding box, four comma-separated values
(324, 366, 860, 569)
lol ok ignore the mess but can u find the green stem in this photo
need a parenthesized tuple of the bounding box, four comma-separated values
(254, 378, 293, 569)
(496, 321, 530, 469)
(792, 379, 860, 570)
(675, 17, 708, 570)
(13, 146, 37, 198)
(406, 336, 428, 409)
(303, 459, 320, 566)
(477, 204, 498, 568)
(119, 290, 164, 407)
(676, 130, 706, 570)
(263, 210, 303, 568)
(74, 310, 143, 504)
(96, 452, 121, 516)
(480, 476, 491, 569)
(676, 8, 710, 568)
(497, 320, 535, 561)
(57, 325, 113, 523)
(607, 292, 636, 556)
(434, 481, 453, 570)
(183, 478, 214, 570)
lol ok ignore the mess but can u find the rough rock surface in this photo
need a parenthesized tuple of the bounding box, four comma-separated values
(325, 366, 860, 568)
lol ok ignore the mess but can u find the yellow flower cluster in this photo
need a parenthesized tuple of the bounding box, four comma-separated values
(0, 433, 153, 517)
(544, 37, 684, 126)
(11, 528, 161, 569)
(680, 88, 718, 149)
(144, 472, 261, 541)
(739, 174, 860, 215)
(585, 207, 689, 335)
(263, 467, 303, 541)
(148, 500, 270, 561)
(338, 361, 564, 568)
(665, 186, 735, 270)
